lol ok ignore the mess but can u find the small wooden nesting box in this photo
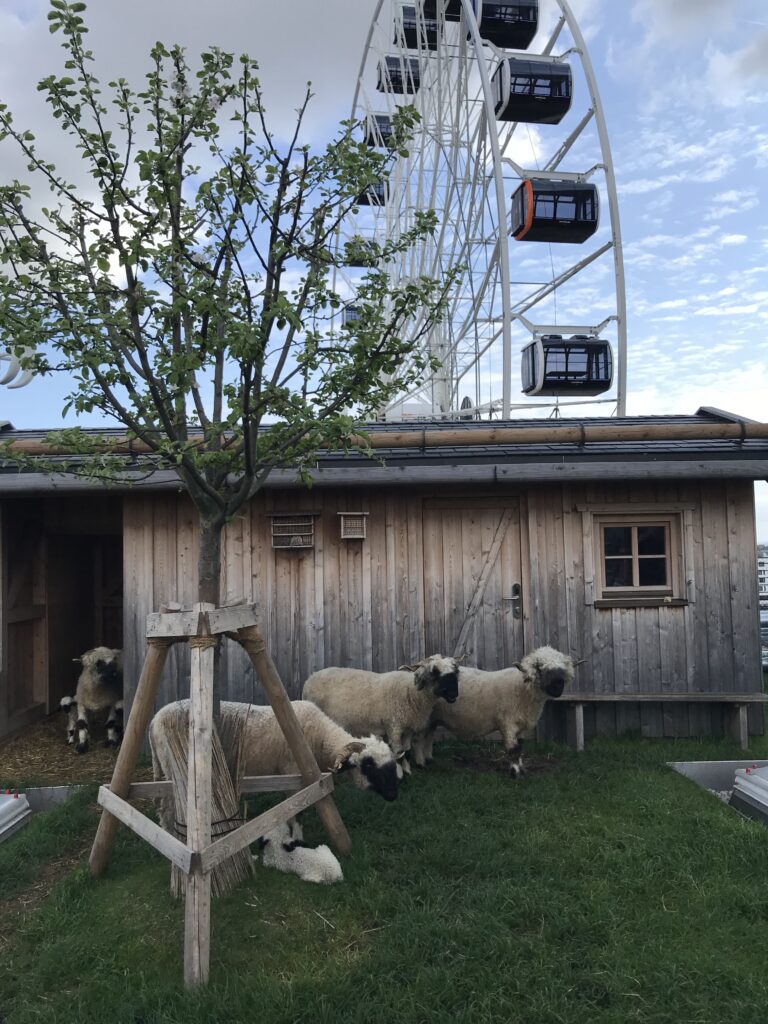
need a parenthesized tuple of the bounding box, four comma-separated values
(271, 514, 317, 550)
(338, 512, 369, 540)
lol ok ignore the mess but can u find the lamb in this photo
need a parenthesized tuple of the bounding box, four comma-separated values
(410, 646, 575, 776)
(149, 699, 401, 814)
(301, 654, 459, 762)
(257, 818, 343, 884)
(60, 646, 123, 754)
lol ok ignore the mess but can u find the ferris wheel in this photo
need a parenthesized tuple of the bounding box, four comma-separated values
(340, 0, 627, 420)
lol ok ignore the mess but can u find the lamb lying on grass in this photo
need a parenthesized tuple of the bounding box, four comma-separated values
(60, 646, 123, 754)
(410, 645, 575, 776)
(302, 654, 459, 763)
(257, 818, 343, 884)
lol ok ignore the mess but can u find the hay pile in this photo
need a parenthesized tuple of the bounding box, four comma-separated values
(0, 712, 154, 787)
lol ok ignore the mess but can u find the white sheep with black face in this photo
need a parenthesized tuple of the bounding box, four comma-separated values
(149, 699, 402, 818)
(257, 818, 343, 884)
(301, 654, 460, 763)
(60, 646, 123, 754)
(410, 646, 575, 776)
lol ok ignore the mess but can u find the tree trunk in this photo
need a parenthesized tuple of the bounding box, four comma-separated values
(198, 516, 223, 607)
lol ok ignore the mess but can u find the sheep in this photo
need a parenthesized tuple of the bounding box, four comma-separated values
(60, 646, 123, 754)
(301, 654, 459, 763)
(256, 818, 343, 884)
(410, 646, 575, 776)
(148, 700, 402, 824)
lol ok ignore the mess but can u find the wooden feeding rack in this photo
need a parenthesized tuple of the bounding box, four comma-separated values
(88, 602, 350, 988)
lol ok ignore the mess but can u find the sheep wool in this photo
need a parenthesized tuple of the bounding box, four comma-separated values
(302, 654, 459, 759)
(149, 699, 401, 804)
(60, 646, 123, 753)
(411, 646, 575, 775)
(258, 819, 343, 884)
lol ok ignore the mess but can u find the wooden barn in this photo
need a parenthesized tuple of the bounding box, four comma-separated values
(1, 407, 767, 747)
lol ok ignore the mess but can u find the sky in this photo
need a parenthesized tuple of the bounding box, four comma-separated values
(0, 0, 766, 538)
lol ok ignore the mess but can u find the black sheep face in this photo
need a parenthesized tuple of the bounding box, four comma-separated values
(414, 656, 459, 703)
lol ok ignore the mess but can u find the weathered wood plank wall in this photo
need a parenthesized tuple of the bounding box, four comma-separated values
(121, 479, 762, 740)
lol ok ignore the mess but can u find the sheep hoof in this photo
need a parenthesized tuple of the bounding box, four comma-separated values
(75, 742, 89, 755)
(509, 763, 525, 778)
(104, 738, 117, 748)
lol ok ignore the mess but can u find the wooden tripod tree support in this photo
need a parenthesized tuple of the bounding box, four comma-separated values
(88, 602, 351, 988)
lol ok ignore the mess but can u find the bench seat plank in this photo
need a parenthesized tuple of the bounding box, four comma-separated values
(559, 693, 767, 752)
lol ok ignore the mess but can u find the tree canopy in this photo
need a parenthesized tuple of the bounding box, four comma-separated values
(0, 0, 453, 591)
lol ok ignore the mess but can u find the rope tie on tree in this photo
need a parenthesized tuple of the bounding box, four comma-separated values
(188, 635, 219, 651)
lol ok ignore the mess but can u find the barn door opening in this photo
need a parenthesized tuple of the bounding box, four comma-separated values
(0, 500, 47, 735)
(0, 497, 123, 740)
(422, 498, 524, 668)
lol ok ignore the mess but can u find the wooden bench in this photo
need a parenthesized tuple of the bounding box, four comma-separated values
(561, 692, 768, 751)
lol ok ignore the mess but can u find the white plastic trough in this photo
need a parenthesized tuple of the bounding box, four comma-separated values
(669, 760, 768, 826)
(0, 792, 32, 842)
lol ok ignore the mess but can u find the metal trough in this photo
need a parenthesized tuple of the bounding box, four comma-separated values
(668, 760, 768, 826)
(0, 785, 83, 844)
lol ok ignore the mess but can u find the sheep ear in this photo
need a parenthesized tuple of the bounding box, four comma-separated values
(332, 741, 366, 772)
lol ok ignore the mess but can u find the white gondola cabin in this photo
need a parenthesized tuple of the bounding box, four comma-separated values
(377, 56, 421, 94)
(511, 179, 599, 243)
(363, 114, 394, 148)
(493, 57, 572, 124)
(396, 5, 441, 50)
(468, 1, 538, 50)
(420, 0, 462, 19)
(521, 334, 613, 396)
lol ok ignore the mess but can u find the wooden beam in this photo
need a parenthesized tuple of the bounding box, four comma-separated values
(184, 604, 215, 990)
(127, 773, 314, 800)
(97, 786, 192, 873)
(559, 692, 768, 703)
(566, 703, 585, 752)
(208, 604, 258, 635)
(201, 775, 334, 875)
(89, 640, 171, 876)
(235, 625, 352, 857)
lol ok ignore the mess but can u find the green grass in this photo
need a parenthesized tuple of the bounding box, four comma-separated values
(3, 735, 768, 1023)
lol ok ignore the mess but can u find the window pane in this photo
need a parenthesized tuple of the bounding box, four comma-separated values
(638, 525, 666, 555)
(605, 558, 633, 588)
(639, 558, 667, 587)
(535, 195, 555, 219)
(604, 526, 631, 556)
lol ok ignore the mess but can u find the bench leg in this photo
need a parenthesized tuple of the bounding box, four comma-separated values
(726, 703, 749, 750)
(566, 703, 585, 752)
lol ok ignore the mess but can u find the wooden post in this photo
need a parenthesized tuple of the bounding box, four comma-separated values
(89, 638, 172, 876)
(726, 703, 749, 751)
(566, 702, 585, 753)
(235, 625, 352, 856)
(184, 603, 216, 989)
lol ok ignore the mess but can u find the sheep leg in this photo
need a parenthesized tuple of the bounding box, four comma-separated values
(505, 739, 525, 777)
(500, 725, 524, 777)
(105, 700, 124, 747)
(75, 702, 90, 754)
(388, 727, 412, 776)
(62, 698, 77, 745)
(418, 724, 438, 765)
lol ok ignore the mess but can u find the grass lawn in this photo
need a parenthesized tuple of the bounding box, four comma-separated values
(2, 734, 768, 1024)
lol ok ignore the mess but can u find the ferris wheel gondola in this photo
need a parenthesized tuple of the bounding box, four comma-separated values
(339, 0, 627, 419)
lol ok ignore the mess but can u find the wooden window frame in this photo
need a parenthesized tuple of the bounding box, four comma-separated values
(592, 511, 686, 607)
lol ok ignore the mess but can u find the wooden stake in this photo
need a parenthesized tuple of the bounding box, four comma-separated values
(89, 638, 172, 877)
(235, 625, 352, 856)
(184, 604, 216, 989)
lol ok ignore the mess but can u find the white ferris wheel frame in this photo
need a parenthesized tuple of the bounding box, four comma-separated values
(349, 0, 627, 419)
